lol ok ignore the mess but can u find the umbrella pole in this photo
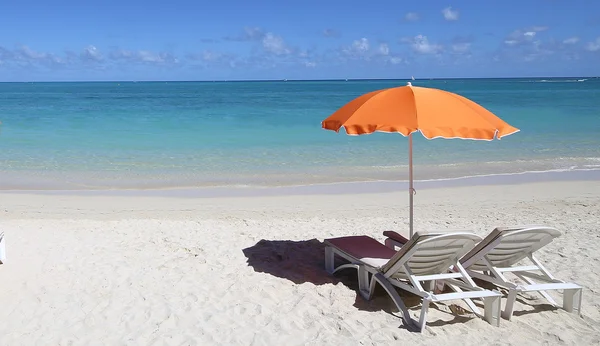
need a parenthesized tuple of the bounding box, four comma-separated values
(408, 133, 414, 238)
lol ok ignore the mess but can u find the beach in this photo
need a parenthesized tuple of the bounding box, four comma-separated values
(1, 79, 600, 344)
(1, 180, 599, 345)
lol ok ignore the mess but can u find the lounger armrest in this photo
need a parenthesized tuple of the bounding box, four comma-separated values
(383, 230, 409, 245)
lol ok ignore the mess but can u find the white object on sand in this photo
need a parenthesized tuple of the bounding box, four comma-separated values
(0, 232, 5, 264)
(459, 225, 583, 320)
(324, 231, 501, 332)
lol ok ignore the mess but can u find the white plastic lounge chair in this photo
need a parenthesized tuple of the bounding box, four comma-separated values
(324, 231, 502, 332)
(0, 231, 5, 264)
(459, 225, 583, 320)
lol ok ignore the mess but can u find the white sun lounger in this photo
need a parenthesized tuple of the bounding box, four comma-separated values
(324, 231, 501, 332)
(0, 232, 5, 264)
(459, 225, 583, 320)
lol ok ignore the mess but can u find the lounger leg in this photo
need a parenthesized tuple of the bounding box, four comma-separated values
(324, 247, 334, 274)
(502, 289, 518, 320)
(357, 265, 373, 300)
(418, 297, 431, 333)
(372, 273, 416, 330)
(484, 295, 501, 327)
(423, 280, 435, 292)
(446, 283, 482, 317)
(563, 288, 582, 315)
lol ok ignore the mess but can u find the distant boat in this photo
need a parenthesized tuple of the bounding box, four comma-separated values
(411, 76, 415, 81)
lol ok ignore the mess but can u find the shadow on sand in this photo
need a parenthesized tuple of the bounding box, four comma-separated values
(242, 238, 478, 331)
(241, 238, 562, 331)
(242, 238, 345, 285)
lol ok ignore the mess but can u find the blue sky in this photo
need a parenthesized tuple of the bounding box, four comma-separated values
(0, 0, 599, 81)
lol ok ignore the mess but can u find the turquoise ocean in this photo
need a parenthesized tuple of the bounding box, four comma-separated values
(0, 78, 599, 190)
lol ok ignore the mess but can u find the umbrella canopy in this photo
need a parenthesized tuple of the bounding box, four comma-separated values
(322, 83, 520, 236)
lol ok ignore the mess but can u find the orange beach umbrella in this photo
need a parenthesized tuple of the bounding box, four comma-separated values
(322, 82, 520, 237)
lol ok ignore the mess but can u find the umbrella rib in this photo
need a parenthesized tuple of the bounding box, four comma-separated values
(342, 88, 409, 135)
(340, 89, 386, 135)
(438, 89, 508, 139)
(407, 86, 419, 137)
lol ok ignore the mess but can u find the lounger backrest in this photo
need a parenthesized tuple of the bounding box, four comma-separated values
(382, 231, 482, 280)
(460, 225, 561, 271)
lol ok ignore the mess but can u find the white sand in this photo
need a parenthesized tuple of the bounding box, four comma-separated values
(1, 181, 599, 345)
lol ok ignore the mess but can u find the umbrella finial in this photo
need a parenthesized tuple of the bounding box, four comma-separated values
(407, 82, 412, 86)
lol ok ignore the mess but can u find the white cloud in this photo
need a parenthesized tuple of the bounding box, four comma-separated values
(378, 43, 390, 56)
(201, 50, 221, 62)
(531, 26, 549, 32)
(225, 28, 294, 57)
(497, 35, 575, 63)
(377, 43, 405, 64)
(404, 12, 419, 22)
(225, 27, 265, 41)
(341, 37, 370, 59)
(138, 51, 162, 63)
(261, 33, 291, 55)
(322, 29, 340, 38)
(186, 50, 238, 68)
(504, 26, 549, 46)
(404, 35, 443, 54)
(450, 36, 473, 54)
(18, 46, 50, 60)
(442, 7, 459, 21)
(81, 45, 102, 62)
(452, 42, 471, 53)
(338, 38, 403, 65)
(585, 37, 600, 51)
(13, 46, 65, 65)
(352, 38, 369, 52)
(110, 49, 178, 64)
(563, 37, 580, 44)
(141, 51, 178, 63)
(389, 57, 403, 64)
(195, 50, 228, 62)
(109, 50, 134, 60)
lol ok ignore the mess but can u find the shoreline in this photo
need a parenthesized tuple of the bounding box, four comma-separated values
(1, 168, 599, 198)
(2, 176, 599, 222)
(1, 156, 600, 190)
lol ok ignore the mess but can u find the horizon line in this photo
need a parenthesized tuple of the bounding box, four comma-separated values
(0, 76, 597, 83)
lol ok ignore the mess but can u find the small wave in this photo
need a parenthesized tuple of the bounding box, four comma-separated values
(516, 79, 586, 83)
(415, 166, 600, 183)
(536, 79, 583, 83)
(370, 165, 409, 169)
